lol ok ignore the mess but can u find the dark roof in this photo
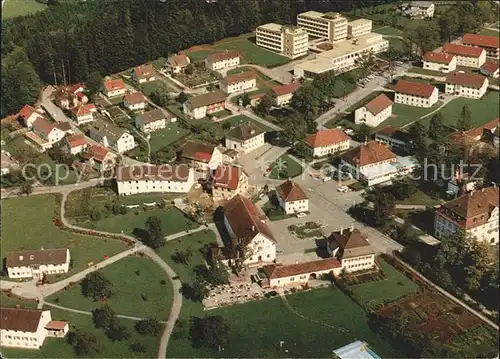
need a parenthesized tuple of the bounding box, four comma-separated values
(138, 109, 166, 124)
(180, 141, 216, 163)
(226, 122, 265, 141)
(275, 180, 308, 202)
(116, 165, 191, 182)
(0, 308, 45, 333)
(329, 228, 375, 258)
(6, 248, 68, 268)
(262, 258, 342, 280)
(187, 91, 226, 108)
(375, 126, 412, 144)
(445, 72, 487, 89)
(341, 141, 396, 167)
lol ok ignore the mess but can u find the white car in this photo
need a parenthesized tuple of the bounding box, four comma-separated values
(337, 186, 349, 193)
(323, 176, 332, 182)
(296, 212, 307, 218)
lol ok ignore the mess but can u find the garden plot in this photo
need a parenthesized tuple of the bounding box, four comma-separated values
(288, 221, 326, 240)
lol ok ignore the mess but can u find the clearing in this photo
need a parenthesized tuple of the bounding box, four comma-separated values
(2, 0, 47, 19)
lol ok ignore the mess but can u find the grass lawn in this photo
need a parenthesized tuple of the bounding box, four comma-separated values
(47, 256, 173, 320)
(479, 28, 500, 36)
(349, 258, 421, 311)
(227, 66, 280, 89)
(2, 195, 127, 280)
(372, 26, 403, 36)
(151, 57, 167, 70)
(394, 189, 443, 207)
(149, 122, 190, 153)
(167, 287, 401, 358)
(140, 80, 174, 97)
(116, 192, 186, 206)
(213, 39, 289, 68)
(268, 155, 304, 180)
(261, 201, 292, 221)
(1, 308, 159, 359)
(0, 292, 38, 309)
(378, 37, 409, 61)
(2, 0, 47, 19)
(381, 101, 443, 129)
(407, 67, 445, 77)
(107, 96, 124, 105)
(80, 208, 199, 237)
(223, 115, 275, 132)
(186, 50, 218, 62)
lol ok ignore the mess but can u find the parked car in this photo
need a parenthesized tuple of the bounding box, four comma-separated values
(323, 176, 332, 182)
(296, 212, 307, 218)
(337, 186, 349, 193)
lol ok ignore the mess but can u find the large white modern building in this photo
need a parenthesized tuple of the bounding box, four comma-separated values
(347, 19, 372, 38)
(6, 248, 70, 280)
(394, 80, 439, 108)
(256, 23, 308, 59)
(297, 11, 348, 42)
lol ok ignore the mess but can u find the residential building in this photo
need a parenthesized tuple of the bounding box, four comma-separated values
(18, 104, 44, 128)
(64, 134, 88, 155)
(480, 60, 499, 79)
(0, 308, 52, 349)
(135, 109, 175, 133)
(71, 104, 97, 125)
(82, 144, 115, 171)
(55, 122, 74, 136)
(225, 122, 266, 154)
(116, 165, 195, 196)
(6, 248, 70, 280)
(123, 92, 147, 111)
(447, 118, 499, 153)
(1, 150, 18, 176)
(103, 79, 127, 98)
(260, 258, 342, 288)
(223, 194, 277, 265)
(272, 82, 301, 107)
(132, 64, 156, 83)
(294, 33, 389, 78)
(32, 118, 65, 147)
(434, 186, 499, 244)
(165, 54, 190, 74)
(212, 165, 249, 202)
(442, 43, 486, 68)
(304, 128, 350, 158)
(401, 1, 435, 18)
(422, 52, 457, 73)
(183, 90, 226, 119)
(333, 341, 381, 359)
(44, 321, 69, 338)
(219, 71, 257, 94)
(347, 19, 372, 38)
(445, 72, 489, 99)
(394, 79, 438, 108)
(275, 179, 309, 215)
(297, 11, 348, 42)
(462, 33, 499, 58)
(354, 93, 393, 127)
(340, 141, 418, 186)
(328, 227, 376, 273)
(256, 23, 308, 59)
(180, 141, 223, 171)
(24, 132, 53, 152)
(88, 119, 136, 153)
(205, 50, 240, 71)
(374, 126, 412, 148)
(54, 84, 88, 110)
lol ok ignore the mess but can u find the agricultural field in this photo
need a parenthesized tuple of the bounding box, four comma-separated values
(2, 0, 47, 19)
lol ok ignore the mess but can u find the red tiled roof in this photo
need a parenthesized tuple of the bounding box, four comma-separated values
(104, 79, 126, 92)
(45, 321, 68, 330)
(275, 179, 308, 202)
(262, 258, 342, 280)
(206, 50, 240, 63)
(124, 92, 145, 105)
(169, 54, 190, 68)
(0, 308, 44, 333)
(72, 104, 96, 117)
(66, 134, 87, 148)
(329, 228, 375, 258)
(69, 83, 85, 93)
(442, 43, 485, 57)
(304, 129, 350, 148)
(364, 94, 393, 115)
(213, 165, 246, 190)
(394, 79, 436, 97)
(445, 72, 487, 89)
(18, 104, 35, 120)
(458, 117, 500, 140)
(221, 71, 256, 86)
(422, 51, 455, 65)
(463, 33, 500, 49)
(341, 141, 396, 167)
(481, 60, 499, 73)
(134, 64, 156, 79)
(33, 118, 56, 136)
(272, 82, 301, 97)
(83, 144, 109, 162)
(181, 141, 216, 163)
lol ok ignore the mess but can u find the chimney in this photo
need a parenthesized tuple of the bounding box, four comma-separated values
(252, 225, 255, 232)
(19, 255, 23, 261)
(340, 227, 343, 235)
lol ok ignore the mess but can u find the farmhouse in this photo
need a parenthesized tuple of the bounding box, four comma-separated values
(212, 165, 249, 202)
(256, 23, 308, 59)
(442, 43, 486, 68)
(64, 133, 88, 155)
(374, 126, 412, 148)
(328, 227, 376, 273)
(116, 165, 195, 196)
(132, 64, 156, 83)
(422, 52, 457, 73)
(183, 90, 226, 120)
(135, 109, 176, 133)
(18, 104, 44, 128)
(225, 122, 265, 154)
(123, 92, 146, 111)
(82, 144, 115, 171)
(219, 71, 257, 94)
(205, 50, 240, 71)
(6, 248, 70, 280)
(445, 72, 489, 99)
(354, 93, 393, 127)
(401, 1, 435, 18)
(304, 128, 350, 158)
(166, 54, 190, 74)
(480, 60, 499, 79)
(180, 140, 223, 171)
(275, 179, 309, 215)
(462, 33, 499, 59)
(103, 79, 127, 98)
(272, 82, 301, 107)
(394, 79, 438, 108)
(32, 118, 65, 147)
(88, 119, 136, 153)
(54, 84, 88, 110)
(434, 186, 499, 244)
(71, 103, 97, 125)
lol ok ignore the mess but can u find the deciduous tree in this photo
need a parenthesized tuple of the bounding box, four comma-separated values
(191, 315, 231, 349)
(144, 216, 164, 249)
(457, 104, 472, 131)
(81, 272, 113, 300)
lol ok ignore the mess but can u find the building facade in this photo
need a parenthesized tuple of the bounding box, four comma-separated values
(0, 308, 52, 349)
(394, 80, 438, 108)
(462, 33, 499, 59)
(219, 72, 257, 94)
(72, 104, 97, 125)
(133, 64, 156, 83)
(328, 227, 376, 273)
(165, 54, 190, 74)
(442, 43, 486, 68)
(256, 23, 308, 59)
(103, 79, 127, 98)
(354, 93, 393, 127)
(225, 122, 266, 154)
(212, 165, 249, 202)
(445, 72, 489, 99)
(205, 51, 240, 71)
(123, 92, 146, 111)
(6, 248, 70, 280)
(297, 11, 348, 42)
(135, 109, 168, 133)
(32, 118, 65, 146)
(480, 60, 500, 79)
(422, 52, 457, 73)
(347, 19, 372, 38)
(89, 119, 136, 153)
(304, 129, 350, 158)
(272, 82, 301, 107)
(183, 91, 226, 119)
(180, 141, 224, 171)
(275, 179, 309, 215)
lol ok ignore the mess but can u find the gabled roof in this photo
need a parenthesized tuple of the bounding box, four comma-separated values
(262, 258, 342, 280)
(364, 94, 393, 116)
(221, 71, 256, 86)
(124, 92, 146, 105)
(341, 141, 396, 167)
(181, 141, 216, 163)
(138, 109, 166, 124)
(224, 194, 276, 243)
(329, 228, 375, 258)
(275, 179, 308, 202)
(45, 321, 68, 330)
(213, 165, 247, 190)
(304, 129, 350, 148)
(0, 308, 45, 333)
(168, 54, 190, 68)
(134, 64, 156, 79)
(187, 91, 226, 108)
(18, 104, 36, 120)
(72, 104, 96, 117)
(55, 122, 72, 132)
(104, 79, 126, 92)
(69, 83, 85, 94)
(83, 144, 109, 162)
(66, 134, 87, 148)
(450, 118, 499, 142)
(445, 72, 487, 89)
(375, 126, 412, 144)
(422, 51, 455, 65)
(394, 79, 436, 97)
(33, 118, 56, 136)
(442, 43, 485, 57)
(206, 50, 240, 63)
(463, 33, 500, 49)
(6, 248, 68, 268)
(272, 82, 301, 97)
(226, 122, 265, 141)
(481, 60, 499, 74)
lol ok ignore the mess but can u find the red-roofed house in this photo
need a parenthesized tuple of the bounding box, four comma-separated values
(212, 165, 249, 202)
(82, 144, 115, 171)
(64, 134, 88, 155)
(442, 43, 486, 68)
(422, 51, 457, 73)
(123, 92, 146, 111)
(272, 82, 301, 107)
(165, 54, 191, 74)
(32, 118, 65, 146)
(354, 93, 393, 127)
(219, 71, 257, 94)
(132, 64, 156, 83)
(103, 79, 126, 98)
(180, 141, 223, 172)
(304, 129, 350, 158)
(445, 72, 489, 99)
(71, 104, 97, 125)
(205, 50, 240, 71)
(275, 179, 309, 214)
(463, 33, 499, 59)
(394, 79, 438, 108)
(480, 60, 499, 79)
(18, 104, 44, 128)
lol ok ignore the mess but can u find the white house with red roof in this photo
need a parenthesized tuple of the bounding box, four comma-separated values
(32, 118, 65, 147)
(219, 71, 257, 94)
(275, 179, 309, 214)
(123, 92, 146, 111)
(64, 134, 88, 155)
(225, 122, 265, 154)
(212, 165, 249, 202)
(0, 308, 54, 349)
(422, 51, 457, 73)
(272, 82, 301, 107)
(394, 79, 438, 108)
(354, 93, 393, 127)
(71, 104, 97, 125)
(132, 64, 156, 83)
(442, 43, 486, 68)
(103, 79, 127, 98)
(180, 141, 224, 172)
(445, 72, 489, 99)
(462, 33, 499, 59)
(304, 129, 350, 158)
(205, 51, 240, 71)
(18, 104, 44, 128)
(480, 60, 499, 79)
(81, 144, 115, 171)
